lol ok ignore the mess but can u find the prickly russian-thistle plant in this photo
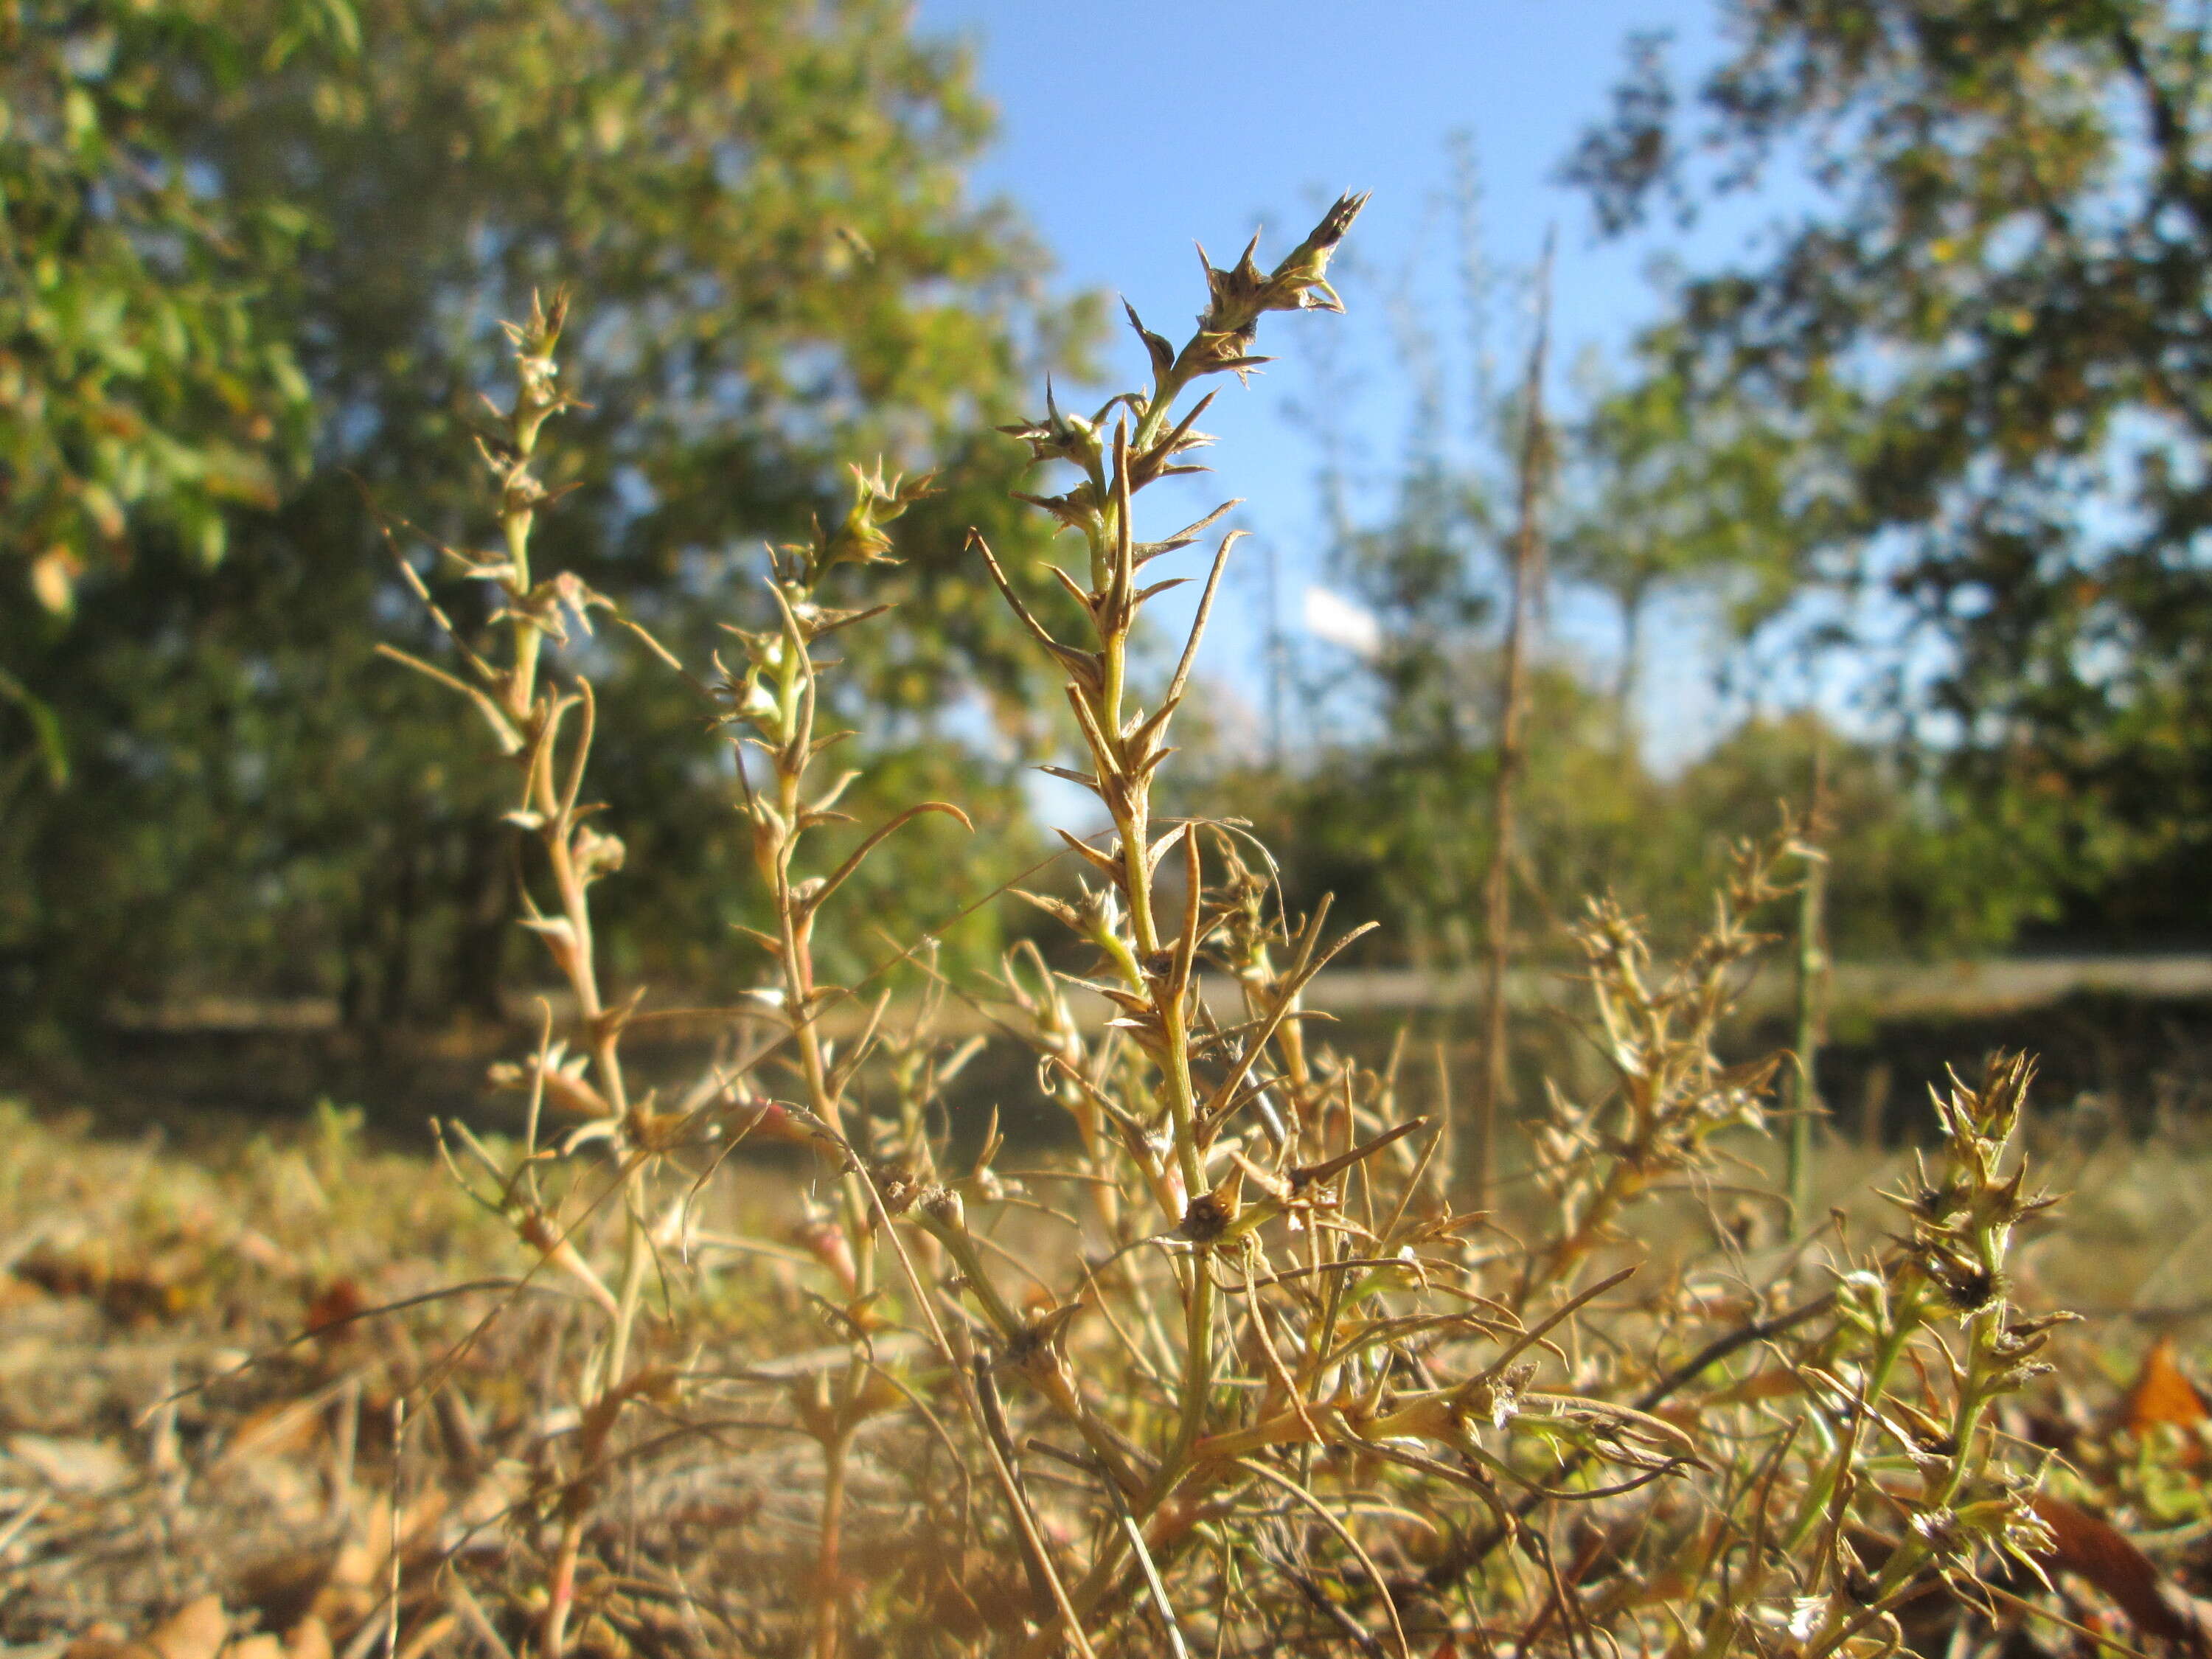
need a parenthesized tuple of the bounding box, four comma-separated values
(378, 207, 2080, 1659)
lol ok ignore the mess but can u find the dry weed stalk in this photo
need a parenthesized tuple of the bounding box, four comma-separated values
(369, 215, 2096, 1659)
(943, 197, 1740, 1652)
(1521, 835, 1794, 1302)
(376, 293, 661, 1659)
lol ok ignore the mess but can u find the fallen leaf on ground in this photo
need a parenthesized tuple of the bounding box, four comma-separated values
(2122, 1335, 2208, 1436)
(2032, 1493, 2210, 1655)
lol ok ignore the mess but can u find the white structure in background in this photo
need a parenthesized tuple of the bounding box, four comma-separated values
(1301, 584, 1381, 658)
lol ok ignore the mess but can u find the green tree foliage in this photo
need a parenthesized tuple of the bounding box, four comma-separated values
(0, 1, 339, 605)
(1175, 131, 2037, 975)
(1568, 0, 2212, 943)
(1557, 335, 1809, 737)
(1324, 465, 1497, 969)
(1203, 700, 2031, 973)
(1666, 714, 2053, 954)
(1194, 664, 1631, 971)
(1, 0, 343, 775)
(1, 0, 1093, 1043)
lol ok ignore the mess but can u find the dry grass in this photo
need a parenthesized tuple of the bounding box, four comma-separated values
(6, 201, 2212, 1659)
(1, 1099, 2207, 1657)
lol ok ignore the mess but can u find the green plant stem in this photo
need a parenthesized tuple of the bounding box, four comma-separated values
(1803, 1309, 2000, 1659)
(1789, 814, 1829, 1223)
(990, 206, 1371, 1657)
(1783, 1291, 1923, 1557)
(603, 1185, 652, 1401)
(1164, 1256, 1216, 1482)
(1074, 433, 1219, 1500)
(478, 321, 654, 1659)
(1012, 1514, 1215, 1659)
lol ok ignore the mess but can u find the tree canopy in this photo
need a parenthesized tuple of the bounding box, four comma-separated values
(1, 0, 1093, 1043)
(1568, 0, 2212, 942)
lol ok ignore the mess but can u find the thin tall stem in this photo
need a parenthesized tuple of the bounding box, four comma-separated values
(1788, 734, 1830, 1223)
(1476, 232, 1554, 1208)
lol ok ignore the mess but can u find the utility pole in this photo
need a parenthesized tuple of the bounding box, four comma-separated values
(1475, 232, 1554, 1206)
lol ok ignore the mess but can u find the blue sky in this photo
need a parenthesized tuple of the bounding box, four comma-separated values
(910, 0, 1815, 764)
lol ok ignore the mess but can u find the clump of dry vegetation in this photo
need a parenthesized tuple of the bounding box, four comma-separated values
(5, 201, 2212, 1659)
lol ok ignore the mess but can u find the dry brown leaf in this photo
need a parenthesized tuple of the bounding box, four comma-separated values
(392, 1611, 457, 1659)
(2031, 1494, 2210, 1655)
(303, 1279, 366, 1345)
(13, 1243, 195, 1325)
(223, 1637, 284, 1659)
(328, 1486, 449, 1593)
(2122, 1335, 2208, 1435)
(302, 1586, 372, 1644)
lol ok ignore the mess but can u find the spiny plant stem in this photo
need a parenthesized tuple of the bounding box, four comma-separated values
(983, 192, 1376, 1641)
(382, 293, 663, 1659)
(704, 464, 945, 1659)
(371, 226, 2079, 1659)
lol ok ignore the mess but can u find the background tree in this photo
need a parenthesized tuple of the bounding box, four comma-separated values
(1166, 110, 2066, 990)
(1, 0, 1095, 1047)
(1556, 330, 1810, 748)
(1, 0, 344, 769)
(1265, 156, 1520, 972)
(1568, 0, 2212, 945)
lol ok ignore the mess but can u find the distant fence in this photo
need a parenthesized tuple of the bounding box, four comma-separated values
(106, 955, 2212, 1042)
(1274, 954, 2212, 1021)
